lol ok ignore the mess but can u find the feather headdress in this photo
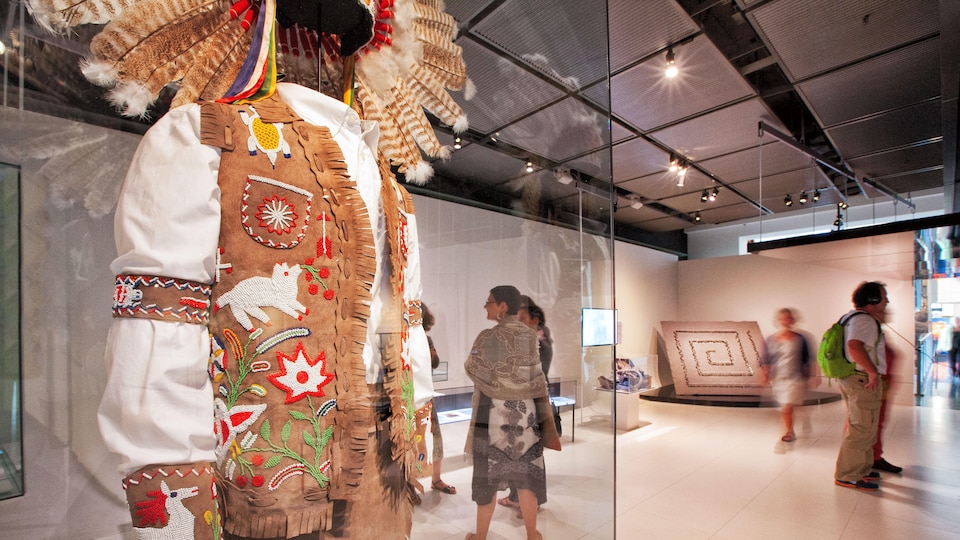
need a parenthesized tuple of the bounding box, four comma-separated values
(25, 0, 471, 183)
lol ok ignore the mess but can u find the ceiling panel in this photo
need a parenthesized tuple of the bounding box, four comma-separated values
(751, 0, 940, 81)
(445, 0, 497, 24)
(611, 120, 634, 144)
(756, 195, 841, 214)
(610, 35, 755, 131)
(827, 101, 942, 159)
(581, 80, 609, 109)
(658, 190, 737, 214)
(456, 38, 567, 134)
(624, 214, 693, 232)
(797, 37, 941, 127)
(495, 97, 609, 162)
(618, 168, 714, 201)
(728, 168, 826, 202)
(696, 202, 767, 225)
(504, 169, 584, 207)
(873, 169, 944, 195)
(650, 98, 786, 161)
(471, 0, 610, 90)
(608, 0, 699, 73)
(699, 142, 823, 184)
(433, 139, 527, 185)
(613, 137, 670, 182)
(567, 148, 611, 180)
(846, 141, 943, 179)
(614, 201, 672, 223)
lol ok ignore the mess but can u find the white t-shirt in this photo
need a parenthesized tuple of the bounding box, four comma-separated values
(843, 310, 886, 375)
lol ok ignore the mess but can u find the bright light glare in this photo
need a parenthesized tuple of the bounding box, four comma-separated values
(665, 65, 678, 78)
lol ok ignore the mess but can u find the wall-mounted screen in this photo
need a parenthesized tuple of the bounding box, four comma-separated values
(582, 308, 617, 347)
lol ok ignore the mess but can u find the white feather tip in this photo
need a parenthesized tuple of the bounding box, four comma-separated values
(23, 3, 61, 34)
(404, 160, 434, 185)
(80, 59, 118, 87)
(463, 78, 477, 101)
(453, 115, 469, 134)
(437, 146, 452, 160)
(108, 83, 156, 119)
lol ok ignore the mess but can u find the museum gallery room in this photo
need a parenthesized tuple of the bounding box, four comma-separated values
(1, 0, 959, 539)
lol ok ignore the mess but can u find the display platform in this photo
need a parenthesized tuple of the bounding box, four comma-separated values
(595, 388, 643, 430)
(637, 385, 841, 408)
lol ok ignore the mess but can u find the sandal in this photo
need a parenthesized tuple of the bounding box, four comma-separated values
(781, 432, 796, 442)
(498, 496, 518, 508)
(431, 480, 457, 495)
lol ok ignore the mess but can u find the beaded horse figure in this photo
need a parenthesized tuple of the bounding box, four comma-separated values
(133, 480, 199, 539)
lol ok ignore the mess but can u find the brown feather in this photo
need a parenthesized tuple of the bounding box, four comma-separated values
(90, 0, 215, 62)
(179, 24, 250, 106)
(107, 6, 226, 87)
(407, 63, 465, 128)
(25, 0, 137, 31)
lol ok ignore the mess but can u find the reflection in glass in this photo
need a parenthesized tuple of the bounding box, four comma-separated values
(0, 162, 22, 500)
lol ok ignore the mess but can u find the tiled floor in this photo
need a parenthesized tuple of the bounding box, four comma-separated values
(413, 375, 960, 539)
(6, 374, 958, 539)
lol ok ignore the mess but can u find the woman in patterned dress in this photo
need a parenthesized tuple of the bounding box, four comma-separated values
(464, 285, 560, 540)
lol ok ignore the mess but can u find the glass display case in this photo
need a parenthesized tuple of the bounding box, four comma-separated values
(0, 162, 21, 501)
(0, 0, 618, 536)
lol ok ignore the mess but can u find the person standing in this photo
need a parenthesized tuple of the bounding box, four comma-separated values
(950, 317, 960, 377)
(760, 308, 812, 443)
(465, 285, 560, 540)
(421, 302, 456, 496)
(872, 342, 903, 474)
(834, 281, 889, 491)
(500, 301, 554, 514)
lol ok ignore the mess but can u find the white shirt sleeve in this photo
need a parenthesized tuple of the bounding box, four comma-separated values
(98, 104, 221, 475)
(404, 212, 434, 408)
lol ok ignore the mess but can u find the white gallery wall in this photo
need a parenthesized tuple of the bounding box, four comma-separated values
(414, 195, 619, 397)
(678, 254, 916, 405)
(613, 240, 680, 386)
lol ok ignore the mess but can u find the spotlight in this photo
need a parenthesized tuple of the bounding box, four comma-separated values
(709, 187, 718, 202)
(525, 161, 534, 173)
(453, 136, 462, 150)
(813, 189, 820, 202)
(838, 201, 848, 209)
(669, 154, 679, 173)
(665, 47, 678, 78)
(694, 211, 701, 222)
(784, 194, 793, 207)
(701, 190, 709, 203)
(629, 196, 644, 210)
(799, 191, 808, 205)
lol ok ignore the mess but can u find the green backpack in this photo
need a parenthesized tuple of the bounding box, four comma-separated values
(817, 312, 869, 378)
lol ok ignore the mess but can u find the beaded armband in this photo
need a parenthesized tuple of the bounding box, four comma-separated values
(405, 299, 423, 327)
(113, 275, 212, 324)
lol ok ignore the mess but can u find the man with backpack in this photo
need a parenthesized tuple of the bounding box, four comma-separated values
(834, 281, 889, 491)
